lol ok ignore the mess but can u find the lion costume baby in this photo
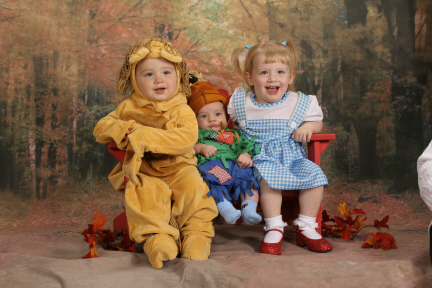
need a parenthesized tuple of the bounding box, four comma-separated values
(93, 38, 218, 269)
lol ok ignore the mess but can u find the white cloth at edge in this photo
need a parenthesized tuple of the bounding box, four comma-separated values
(418, 140, 432, 233)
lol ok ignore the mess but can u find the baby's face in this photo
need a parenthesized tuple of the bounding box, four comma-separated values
(135, 58, 177, 102)
(196, 101, 227, 131)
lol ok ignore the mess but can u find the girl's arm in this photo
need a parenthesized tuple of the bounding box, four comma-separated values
(292, 121, 323, 144)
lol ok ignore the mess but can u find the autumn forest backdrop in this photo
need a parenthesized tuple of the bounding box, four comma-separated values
(1, 0, 431, 225)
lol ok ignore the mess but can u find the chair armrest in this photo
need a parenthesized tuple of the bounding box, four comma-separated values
(308, 133, 335, 166)
(106, 142, 126, 163)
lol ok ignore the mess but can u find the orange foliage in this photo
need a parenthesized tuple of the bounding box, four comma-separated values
(322, 202, 396, 250)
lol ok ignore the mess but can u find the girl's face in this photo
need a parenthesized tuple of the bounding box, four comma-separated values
(245, 53, 294, 105)
(135, 58, 177, 102)
(196, 101, 227, 131)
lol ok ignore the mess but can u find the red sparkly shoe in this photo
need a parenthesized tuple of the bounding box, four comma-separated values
(259, 229, 284, 255)
(296, 229, 332, 253)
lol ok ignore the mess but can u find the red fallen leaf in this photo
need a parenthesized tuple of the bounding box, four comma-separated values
(93, 211, 108, 233)
(322, 210, 334, 223)
(345, 214, 355, 226)
(82, 240, 99, 258)
(353, 215, 367, 231)
(81, 224, 94, 236)
(365, 233, 377, 247)
(337, 201, 349, 217)
(361, 242, 373, 248)
(374, 215, 390, 229)
(334, 216, 348, 229)
(352, 209, 366, 214)
(341, 225, 354, 240)
(376, 232, 397, 250)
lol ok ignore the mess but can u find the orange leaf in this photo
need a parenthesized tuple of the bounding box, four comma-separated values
(337, 201, 349, 217)
(376, 232, 397, 250)
(374, 215, 390, 229)
(82, 240, 99, 258)
(93, 211, 107, 233)
(365, 233, 377, 246)
(341, 225, 353, 240)
(353, 215, 367, 230)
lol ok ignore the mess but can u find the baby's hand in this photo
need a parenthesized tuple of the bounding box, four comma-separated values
(122, 125, 133, 141)
(237, 153, 253, 168)
(200, 144, 218, 158)
(292, 125, 313, 145)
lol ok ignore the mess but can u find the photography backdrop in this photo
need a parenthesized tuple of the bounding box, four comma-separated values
(0, 0, 431, 218)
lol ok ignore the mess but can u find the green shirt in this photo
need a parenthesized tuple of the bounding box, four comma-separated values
(195, 128, 260, 168)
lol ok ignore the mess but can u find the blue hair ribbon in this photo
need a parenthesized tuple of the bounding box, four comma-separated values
(246, 45, 252, 50)
(281, 41, 286, 46)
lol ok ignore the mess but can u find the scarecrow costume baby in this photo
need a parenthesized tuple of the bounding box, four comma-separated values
(93, 38, 218, 269)
(188, 81, 261, 225)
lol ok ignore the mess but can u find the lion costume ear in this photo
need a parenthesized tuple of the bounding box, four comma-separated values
(161, 47, 182, 63)
(129, 47, 150, 64)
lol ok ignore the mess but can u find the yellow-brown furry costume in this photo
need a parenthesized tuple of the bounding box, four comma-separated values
(93, 38, 218, 269)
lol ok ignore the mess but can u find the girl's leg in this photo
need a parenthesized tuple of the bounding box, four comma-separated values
(295, 185, 332, 252)
(296, 186, 323, 239)
(259, 180, 286, 255)
(240, 186, 262, 225)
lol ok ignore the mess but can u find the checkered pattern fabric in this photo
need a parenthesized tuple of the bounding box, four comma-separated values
(207, 165, 233, 184)
(232, 91, 328, 190)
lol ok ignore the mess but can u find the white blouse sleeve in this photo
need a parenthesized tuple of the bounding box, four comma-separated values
(418, 141, 432, 212)
(303, 95, 323, 122)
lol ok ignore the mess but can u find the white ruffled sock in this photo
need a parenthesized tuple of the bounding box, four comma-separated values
(263, 215, 287, 243)
(294, 214, 322, 240)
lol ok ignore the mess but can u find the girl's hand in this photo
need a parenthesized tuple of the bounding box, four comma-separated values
(237, 153, 253, 168)
(292, 121, 323, 145)
(292, 126, 313, 145)
(195, 144, 218, 158)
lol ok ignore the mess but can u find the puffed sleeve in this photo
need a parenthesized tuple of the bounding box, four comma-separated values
(303, 95, 323, 122)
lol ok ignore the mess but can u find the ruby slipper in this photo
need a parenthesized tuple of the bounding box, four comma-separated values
(259, 229, 283, 255)
(296, 229, 332, 253)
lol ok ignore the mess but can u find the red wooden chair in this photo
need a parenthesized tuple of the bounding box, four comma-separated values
(108, 133, 335, 244)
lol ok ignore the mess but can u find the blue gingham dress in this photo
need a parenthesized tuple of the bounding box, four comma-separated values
(232, 90, 328, 190)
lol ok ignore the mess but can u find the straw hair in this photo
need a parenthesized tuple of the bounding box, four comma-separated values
(116, 38, 190, 97)
(231, 40, 299, 92)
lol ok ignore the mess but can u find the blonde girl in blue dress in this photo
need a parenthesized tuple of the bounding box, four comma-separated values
(228, 40, 332, 255)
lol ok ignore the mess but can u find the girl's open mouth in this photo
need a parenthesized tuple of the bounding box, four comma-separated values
(266, 86, 279, 94)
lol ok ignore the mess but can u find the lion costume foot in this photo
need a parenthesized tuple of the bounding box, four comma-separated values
(143, 234, 178, 269)
(181, 233, 212, 260)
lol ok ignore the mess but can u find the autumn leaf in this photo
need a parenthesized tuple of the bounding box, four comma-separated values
(352, 209, 366, 214)
(82, 240, 99, 258)
(376, 232, 397, 250)
(81, 224, 94, 237)
(334, 216, 348, 229)
(337, 201, 350, 217)
(374, 215, 390, 229)
(353, 215, 367, 230)
(365, 233, 377, 247)
(322, 210, 334, 223)
(341, 225, 354, 240)
(93, 211, 108, 233)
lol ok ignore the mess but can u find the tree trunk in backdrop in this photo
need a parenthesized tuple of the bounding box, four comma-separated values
(382, 0, 424, 191)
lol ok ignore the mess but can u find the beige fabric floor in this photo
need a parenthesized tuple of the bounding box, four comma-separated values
(1, 222, 431, 288)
